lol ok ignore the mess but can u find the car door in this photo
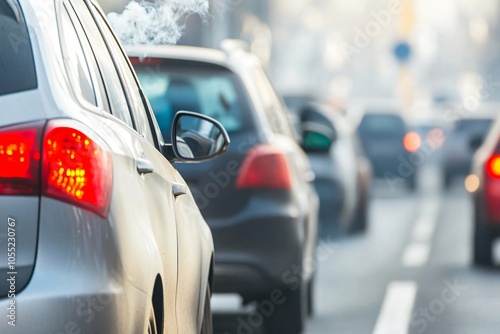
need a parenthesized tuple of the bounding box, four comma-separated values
(67, 1, 180, 332)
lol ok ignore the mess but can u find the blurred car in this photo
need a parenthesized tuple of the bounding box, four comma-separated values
(443, 116, 494, 188)
(298, 103, 372, 234)
(282, 93, 317, 114)
(354, 109, 417, 190)
(129, 43, 319, 333)
(0, 0, 229, 333)
(470, 117, 500, 266)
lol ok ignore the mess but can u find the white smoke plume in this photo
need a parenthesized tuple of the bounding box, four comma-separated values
(107, 0, 209, 45)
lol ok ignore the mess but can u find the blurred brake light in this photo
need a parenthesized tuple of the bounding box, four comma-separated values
(484, 154, 500, 221)
(42, 123, 112, 218)
(403, 132, 421, 152)
(486, 155, 500, 178)
(236, 144, 292, 190)
(0, 122, 43, 195)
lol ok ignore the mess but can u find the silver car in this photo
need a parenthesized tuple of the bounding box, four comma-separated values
(0, 0, 229, 333)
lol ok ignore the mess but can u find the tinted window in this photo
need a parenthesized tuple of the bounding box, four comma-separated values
(133, 59, 251, 141)
(0, 0, 37, 96)
(454, 119, 492, 135)
(358, 114, 406, 137)
(250, 66, 294, 137)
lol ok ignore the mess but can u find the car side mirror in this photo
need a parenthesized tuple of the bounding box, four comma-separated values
(301, 121, 336, 153)
(469, 135, 484, 151)
(162, 111, 230, 163)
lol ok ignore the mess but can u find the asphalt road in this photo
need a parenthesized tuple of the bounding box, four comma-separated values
(213, 163, 500, 334)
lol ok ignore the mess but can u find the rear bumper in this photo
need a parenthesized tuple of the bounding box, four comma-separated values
(209, 193, 314, 298)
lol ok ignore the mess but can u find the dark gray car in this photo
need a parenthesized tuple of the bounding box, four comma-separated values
(129, 44, 319, 334)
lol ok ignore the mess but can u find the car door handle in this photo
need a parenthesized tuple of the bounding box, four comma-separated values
(172, 183, 187, 197)
(136, 158, 154, 175)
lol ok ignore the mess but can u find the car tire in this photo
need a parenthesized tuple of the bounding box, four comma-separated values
(265, 284, 306, 334)
(146, 303, 158, 334)
(444, 172, 452, 189)
(307, 277, 314, 317)
(349, 198, 368, 233)
(200, 284, 213, 334)
(407, 176, 417, 191)
(473, 223, 493, 266)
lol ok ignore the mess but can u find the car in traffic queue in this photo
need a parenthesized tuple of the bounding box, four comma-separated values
(298, 103, 372, 235)
(353, 107, 418, 191)
(129, 42, 319, 334)
(469, 116, 500, 266)
(0, 0, 229, 333)
(443, 115, 494, 188)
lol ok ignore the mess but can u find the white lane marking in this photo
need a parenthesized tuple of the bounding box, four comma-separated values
(411, 213, 437, 243)
(402, 242, 431, 267)
(402, 197, 440, 267)
(372, 281, 418, 334)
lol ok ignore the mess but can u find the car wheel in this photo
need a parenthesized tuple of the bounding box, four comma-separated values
(444, 172, 452, 189)
(307, 277, 314, 317)
(146, 303, 158, 334)
(473, 223, 493, 266)
(265, 285, 306, 334)
(349, 198, 368, 233)
(407, 176, 417, 191)
(200, 284, 213, 334)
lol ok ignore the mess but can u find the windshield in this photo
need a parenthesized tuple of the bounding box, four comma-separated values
(358, 114, 406, 137)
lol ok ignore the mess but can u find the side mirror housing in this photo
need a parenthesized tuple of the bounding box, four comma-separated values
(301, 121, 336, 153)
(162, 111, 230, 163)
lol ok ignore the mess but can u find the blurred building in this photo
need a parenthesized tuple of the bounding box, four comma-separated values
(99, 0, 500, 108)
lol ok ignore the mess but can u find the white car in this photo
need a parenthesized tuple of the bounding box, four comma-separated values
(0, 0, 229, 333)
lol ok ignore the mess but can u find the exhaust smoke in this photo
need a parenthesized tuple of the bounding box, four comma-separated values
(107, 0, 209, 45)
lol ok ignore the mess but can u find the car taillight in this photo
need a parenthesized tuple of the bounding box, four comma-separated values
(484, 154, 500, 222)
(486, 155, 500, 178)
(236, 144, 292, 190)
(42, 122, 112, 218)
(0, 122, 43, 195)
(403, 132, 421, 152)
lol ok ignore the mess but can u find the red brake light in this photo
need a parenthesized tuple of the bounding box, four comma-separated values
(403, 132, 421, 152)
(236, 144, 292, 190)
(0, 123, 43, 195)
(42, 123, 112, 218)
(484, 154, 500, 222)
(486, 155, 500, 178)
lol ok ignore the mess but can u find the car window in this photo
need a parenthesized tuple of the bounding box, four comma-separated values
(63, 1, 109, 112)
(133, 59, 251, 142)
(454, 119, 492, 135)
(250, 66, 294, 138)
(60, 2, 109, 108)
(358, 114, 406, 137)
(68, 0, 133, 127)
(0, 0, 37, 96)
(92, 6, 155, 146)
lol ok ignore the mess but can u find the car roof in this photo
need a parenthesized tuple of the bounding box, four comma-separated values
(125, 44, 260, 74)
